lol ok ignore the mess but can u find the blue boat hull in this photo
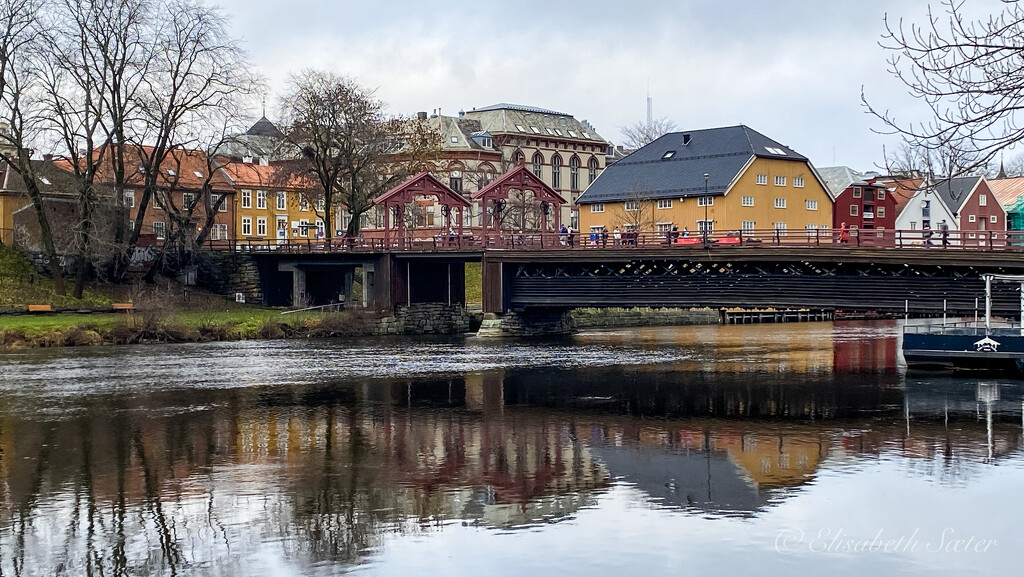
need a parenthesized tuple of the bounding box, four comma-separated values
(903, 331, 1024, 371)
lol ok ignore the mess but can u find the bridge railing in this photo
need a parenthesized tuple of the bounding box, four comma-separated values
(197, 228, 1024, 253)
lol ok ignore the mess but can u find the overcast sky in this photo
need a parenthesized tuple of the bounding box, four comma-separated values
(214, 0, 1010, 173)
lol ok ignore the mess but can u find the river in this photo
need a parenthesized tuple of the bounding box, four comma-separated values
(0, 321, 1021, 576)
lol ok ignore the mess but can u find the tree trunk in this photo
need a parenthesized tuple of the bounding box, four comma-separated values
(17, 153, 65, 295)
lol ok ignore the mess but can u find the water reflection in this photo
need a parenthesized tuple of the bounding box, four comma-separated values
(0, 322, 1022, 575)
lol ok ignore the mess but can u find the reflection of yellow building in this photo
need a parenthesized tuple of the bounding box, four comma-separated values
(720, 432, 825, 488)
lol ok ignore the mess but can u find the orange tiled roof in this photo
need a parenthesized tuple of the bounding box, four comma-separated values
(53, 144, 234, 191)
(218, 159, 319, 190)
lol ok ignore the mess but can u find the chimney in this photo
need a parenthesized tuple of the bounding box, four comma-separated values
(459, 109, 465, 118)
(417, 111, 428, 120)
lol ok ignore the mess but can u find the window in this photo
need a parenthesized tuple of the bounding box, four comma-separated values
(256, 190, 267, 209)
(316, 219, 325, 238)
(805, 199, 817, 210)
(657, 199, 673, 209)
(299, 218, 309, 237)
(774, 197, 787, 209)
(698, 196, 713, 207)
(976, 193, 988, 207)
(256, 217, 267, 236)
(850, 205, 859, 216)
(756, 174, 767, 185)
(212, 194, 227, 212)
(299, 196, 309, 211)
(853, 187, 862, 198)
(182, 192, 196, 209)
(969, 214, 976, 223)
(774, 222, 788, 235)
(625, 200, 639, 212)
(153, 221, 166, 239)
(742, 220, 755, 232)
(991, 215, 999, 223)
(775, 175, 786, 186)
(588, 158, 599, 184)
(551, 156, 561, 188)
(450, 172, 462, 192)
(242, 217, 252, 236)
(166, 168, 175, 176)
(805, 223, 818, 231)
(877, 189, 885, 200)
(698, 220, 713, 233)
(532, 153, 543, 178)
(877, 206, 886, 218)
(570, 157, 580, 190)
(193, 171, 203, 178)
(241, 189, 251, 208)
(794, 177, 805, 188)
(123, 190, 134, 208)
(316, 196, 325, 212)
(657, 222, 673, 233)
(662, 150, 676, 159)
(516, 124, 526, 132)
(450, 136, 458, 143)
(276, 191, 286, 210)
(865, 189, 874, 201)
(590, 203, 605, 213)
(211, 223, 228, 240)
(741, 195, 754, 207)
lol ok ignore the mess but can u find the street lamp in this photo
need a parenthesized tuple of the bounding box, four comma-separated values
(703, 173, 710, 247)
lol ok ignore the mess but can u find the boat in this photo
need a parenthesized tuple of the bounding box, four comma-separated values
(902, 274, 1024, 372)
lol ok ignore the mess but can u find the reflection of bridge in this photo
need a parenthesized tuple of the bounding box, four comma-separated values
(245, 241, 1024, 327)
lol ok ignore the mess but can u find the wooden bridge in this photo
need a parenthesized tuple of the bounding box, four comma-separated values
(227, 228, 1024, 321)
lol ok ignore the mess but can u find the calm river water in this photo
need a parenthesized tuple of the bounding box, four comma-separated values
(0, 321, 1022, 576)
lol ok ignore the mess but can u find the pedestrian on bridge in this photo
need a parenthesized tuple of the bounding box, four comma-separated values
(613, 227, 621, 246)
(839, 222, 850, 244)
(939, 220, 950, 247)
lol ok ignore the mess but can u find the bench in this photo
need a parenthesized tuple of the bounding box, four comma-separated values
(27, 304, 53, 313)
(112, 303, 135, 312)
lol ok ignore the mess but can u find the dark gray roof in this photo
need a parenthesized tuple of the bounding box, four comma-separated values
(576, 125, 809, 204)
(245, 116, 285, 139)
(472, 103, 570, 116)
(932, 175, 981, 214)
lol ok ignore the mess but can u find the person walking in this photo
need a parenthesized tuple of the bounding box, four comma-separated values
(939, 219, 950, 247)
(839, 222, 850, 244)
(613, 226, 621, 246)
(566, 226, 575, 248)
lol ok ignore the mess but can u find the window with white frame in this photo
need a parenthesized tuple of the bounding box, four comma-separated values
(850, 205, 859, 216)
(657, 222, 673, 232)
(741, 195, 754, 207)
(805, 199, 817, 210)
(774, 197, 786, 209)
(794, 177, 805, 188)
(316, 219, 325, 238)
(211, 223, 228, 240)
(657, 199, 673, 209)
(299, 196, 309, 211)
(242, 217, 252, 236)
(624, 200, 639, 212)
(853, 187, 862, 198)
(698, 220, 713, 233)
(969, 214, 976, 222)
(756, 174, 767, 185)
(991, 215, 998, 223)
(742, 220, 755, 232)
(979, 194, 987, 206)
(698, 196, 713, 207)
(590, 203, 605, 213)
(877, 206, 886, 218)
(212, 194, 227, 212)
(241, 189, 251, 208)
(256, 190, 267, 209)
(775, 175, 786, 186)
(316, 196, 325, 212)
(276, 191, 286, 210)
(124, 190, 135, 208)
(877, 189, 885, 200)
(774, 222, 788, 235)
(299, 218, 309, 237)
(256, 217, 267, 236)
(182, 192, 196, 209)
(153, 221, 166, 239)
(805, 224, 818, 236)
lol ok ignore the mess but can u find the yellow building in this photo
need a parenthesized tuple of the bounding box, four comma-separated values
(576, 125, 833, 239)
(220, 160, 324, 245)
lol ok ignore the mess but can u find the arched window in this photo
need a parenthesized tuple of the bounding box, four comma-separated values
(532, 152, 543, 178)
(551, 155, 562, 189)
(588, 157, 599, 184)
(514, 150, 525, 166)
(570, 156, 580, 191)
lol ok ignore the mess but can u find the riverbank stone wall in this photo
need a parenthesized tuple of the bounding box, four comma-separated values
(375, 303, 473, 335)
(197, 253, 263, 305)
(476, 309, 576, 337)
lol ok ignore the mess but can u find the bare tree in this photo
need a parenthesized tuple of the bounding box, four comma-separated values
(619, 117, 677, 150)
(610, 188, 657, 233)
(281, 70, 439, 240)
(865, 0, 1024, 178)
(0, 0, 66, 294)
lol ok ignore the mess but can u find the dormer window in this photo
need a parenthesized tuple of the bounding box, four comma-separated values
(450, 136, 458, 143)
(662, 150, 676, 159)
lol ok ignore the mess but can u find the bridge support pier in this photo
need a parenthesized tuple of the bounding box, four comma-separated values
(476, 309, 574, 338)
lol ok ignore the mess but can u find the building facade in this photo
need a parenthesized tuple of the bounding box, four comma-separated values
(818, 166, 898, 234)
(220, 159, 325, 244)
(575, 125, 833, 239)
